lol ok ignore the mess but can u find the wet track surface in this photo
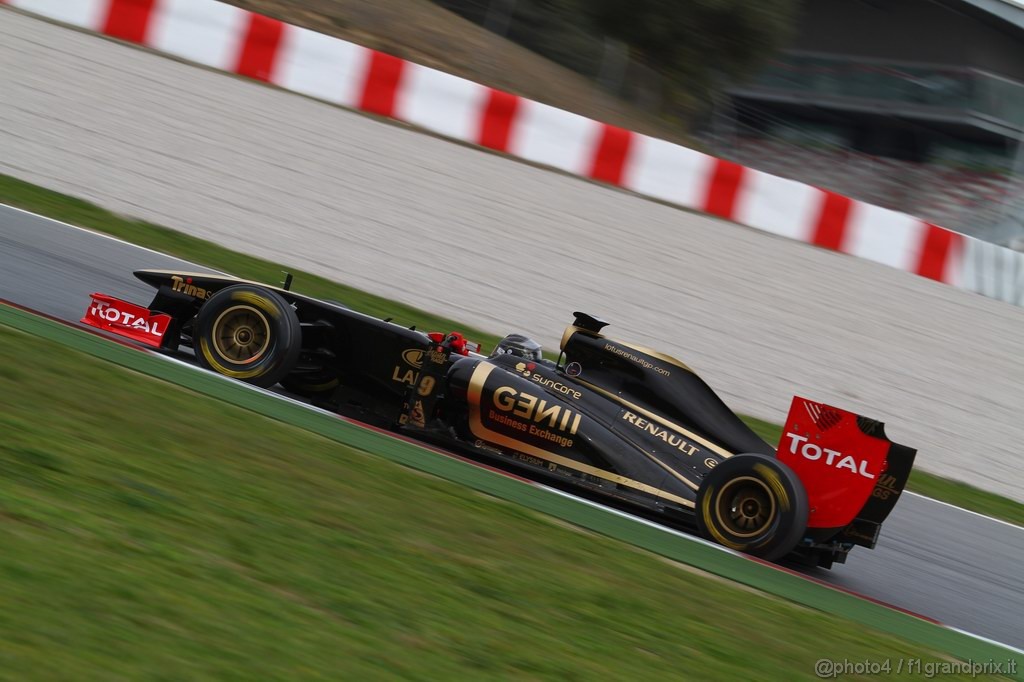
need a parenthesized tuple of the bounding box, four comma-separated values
(2, 205, 1021, 650)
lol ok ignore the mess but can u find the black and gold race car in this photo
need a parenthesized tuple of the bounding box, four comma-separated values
(83, 270, 917, 569)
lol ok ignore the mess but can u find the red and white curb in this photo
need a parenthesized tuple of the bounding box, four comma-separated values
(4, 0, 1023, 306)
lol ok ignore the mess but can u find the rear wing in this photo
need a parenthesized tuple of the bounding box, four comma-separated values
(777, 396, 916, 548)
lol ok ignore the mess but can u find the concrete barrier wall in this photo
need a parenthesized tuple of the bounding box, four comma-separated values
(4, 0, 1024, 306)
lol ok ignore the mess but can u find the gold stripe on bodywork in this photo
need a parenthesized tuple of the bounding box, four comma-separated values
(631, 447, 699, 491)
(559, 325, 693, 373)
(574, 378, 733, 459)
(559, 325, 594, 351)
(468, 362, 694, 508)
(614, 341, 693, 373)
(140, 270, 286, 292)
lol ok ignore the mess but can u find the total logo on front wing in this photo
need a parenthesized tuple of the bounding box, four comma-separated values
(87, 299, 165, 336)
(81, 293, 172, 348)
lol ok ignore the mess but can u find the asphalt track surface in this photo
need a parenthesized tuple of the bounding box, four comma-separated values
(3, 9, 1024, 501)
(1, 205, 1022, 650)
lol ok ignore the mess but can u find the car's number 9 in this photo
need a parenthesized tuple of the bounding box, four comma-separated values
(417, 375, 436, 397)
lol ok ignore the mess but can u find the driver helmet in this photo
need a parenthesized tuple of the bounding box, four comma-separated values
(491, 333, 542, 362)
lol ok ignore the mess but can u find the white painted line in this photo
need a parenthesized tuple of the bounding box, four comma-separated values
(0, 203, 227, 274)
(947, 626, 1024, 657)
(905, 491, 1023, 532)
(155, 352, 341, 416)
(538, 483, 736, 552)
(541, 485, 1023, 654)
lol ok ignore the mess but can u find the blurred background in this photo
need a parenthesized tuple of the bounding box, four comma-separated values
(235, 0, 1024, 248)
(3, 1, 1024, 675)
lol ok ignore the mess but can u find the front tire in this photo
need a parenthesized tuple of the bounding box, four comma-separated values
(696, 454, 809, 561)
(195, 285, 301, 388)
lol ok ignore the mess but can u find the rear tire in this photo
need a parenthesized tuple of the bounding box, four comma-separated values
(195, 285, 301, 388)
(695, 454, 809, 561)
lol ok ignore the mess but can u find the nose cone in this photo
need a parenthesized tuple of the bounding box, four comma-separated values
(133, 269, 174, 289)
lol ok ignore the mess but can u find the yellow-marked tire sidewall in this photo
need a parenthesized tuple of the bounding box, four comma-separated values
(754, 462, 791, 513)
(194, 285, 301, 388)
(695, 454, 808, 560)
(700, 483, 747, 551)
(706, 478, 779, 552)
(199, 335, 268, 380)
(233, 291, 281, 320)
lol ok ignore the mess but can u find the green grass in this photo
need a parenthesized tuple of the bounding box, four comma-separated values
(2, 173, 1021, 528)
(0, 324, 976, 680)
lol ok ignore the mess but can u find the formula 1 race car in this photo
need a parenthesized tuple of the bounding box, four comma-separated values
(82, 270, 917, 568)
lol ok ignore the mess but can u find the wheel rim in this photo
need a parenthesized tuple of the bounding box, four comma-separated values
(212, 305, 270, 364)
(714, 476, 776, 538)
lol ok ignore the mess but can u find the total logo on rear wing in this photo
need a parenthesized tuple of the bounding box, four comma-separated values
(81, 293, 171, 348)
(777, 396, 914, 532)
